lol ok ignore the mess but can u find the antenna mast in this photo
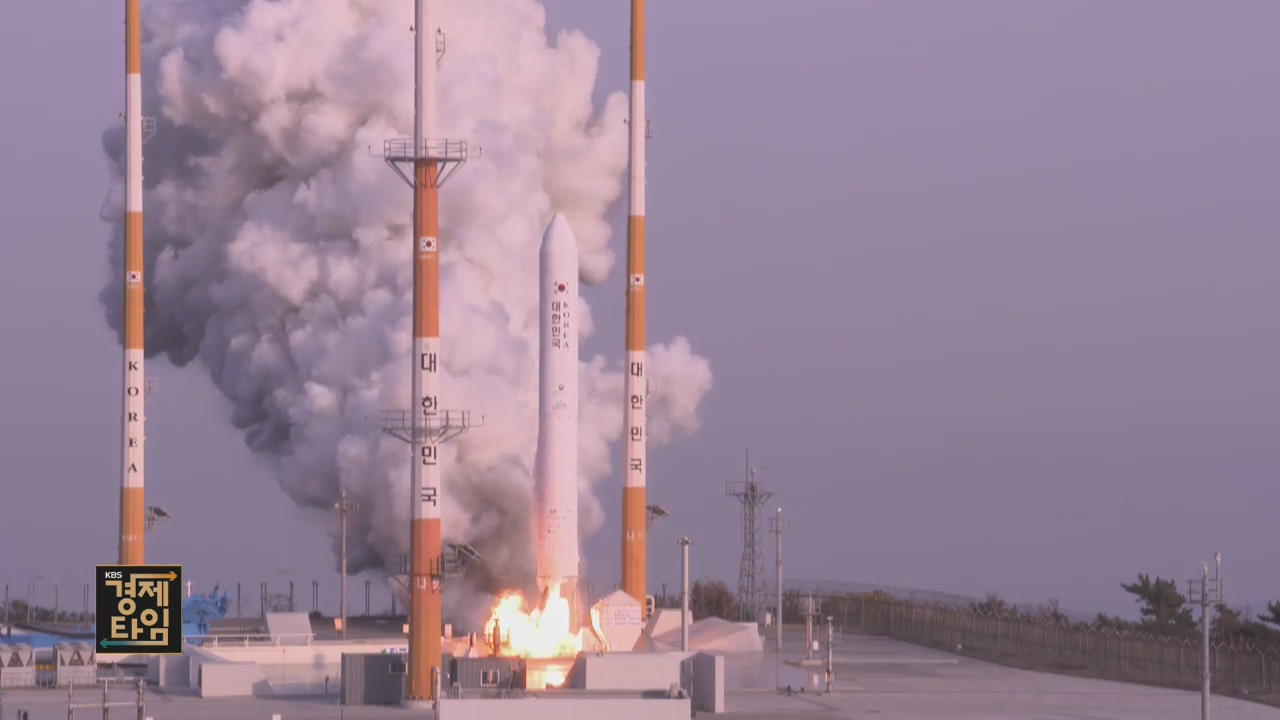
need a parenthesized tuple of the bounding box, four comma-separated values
(726, 450, 773, 623)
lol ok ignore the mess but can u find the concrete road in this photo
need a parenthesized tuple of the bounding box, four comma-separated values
(721, 631, 1280, 719)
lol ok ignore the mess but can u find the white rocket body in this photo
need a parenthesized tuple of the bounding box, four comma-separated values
(534, 214, 580, 591)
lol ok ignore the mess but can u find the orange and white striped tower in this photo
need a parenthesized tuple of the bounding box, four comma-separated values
(120, 0, 146, 566)
(382, 0, 467, 706)
(622, 0, 649, 609)
(408, 0, 442, 703)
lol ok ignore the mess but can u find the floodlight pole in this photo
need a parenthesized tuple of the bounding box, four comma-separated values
(1189, 553, 1223, 720)
(343, 499, 348, 632)
(334, 489, 359, 639)
(825, 615, 834, 692)
(767, 507, 789, 691)
(1201, 563, 1210, 720)
(804, 596, 816, 661)
(774, 508, 784, 654)
(678, 537, 692, 652)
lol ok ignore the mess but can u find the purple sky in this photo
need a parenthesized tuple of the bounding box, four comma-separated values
(1, 0, 1277, 620)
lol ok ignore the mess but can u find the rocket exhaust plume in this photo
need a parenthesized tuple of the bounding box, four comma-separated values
(622, 0, 648, 609)
(98, 0, 712, 628)
(119, 0, 146, 565)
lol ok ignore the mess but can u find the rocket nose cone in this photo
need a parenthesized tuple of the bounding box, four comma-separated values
(541, 213, 578, 257)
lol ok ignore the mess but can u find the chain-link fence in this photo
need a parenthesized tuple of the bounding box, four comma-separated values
(828, 596, 1280, 706)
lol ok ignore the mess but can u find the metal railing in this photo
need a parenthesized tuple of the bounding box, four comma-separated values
(380, 409, 479, 445)
(66, 679, 145, 718)
(833, 597, 1280, 706)
(381, 138, 470, 188)
(382, 138, 468, 163)
(184, 632, 315, 648)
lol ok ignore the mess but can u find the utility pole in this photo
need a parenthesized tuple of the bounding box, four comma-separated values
(1200, 564, 1211, 720)
(1188, 554, 1223, 720)
(825, 615, 834, 692)
(766, 506, 786, 694)
(802, 595, 819, 661)
(365, 580, 372, 617)
(768, 508, 788, 655)
(678, 537, 692, 652)
(3, 585, 9, 637)
(334, 489, 359, 638)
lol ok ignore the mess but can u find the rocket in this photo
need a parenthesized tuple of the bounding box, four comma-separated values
(534, 214, 580, 603)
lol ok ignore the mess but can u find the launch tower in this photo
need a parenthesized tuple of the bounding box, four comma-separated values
(622, 0, 650, 612)
(381, 0, 469, 706)
(119, 0, 147, 565)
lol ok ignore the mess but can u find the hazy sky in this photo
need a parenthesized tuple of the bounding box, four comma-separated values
(1, 0, 1277, 620)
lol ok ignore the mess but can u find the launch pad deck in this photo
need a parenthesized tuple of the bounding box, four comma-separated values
(4, 631, 1279, 718)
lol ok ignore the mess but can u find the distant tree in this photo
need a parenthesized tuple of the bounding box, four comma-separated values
(780, 591, 801, 625)
(1121, 574, 1194, 630)
(1210, 605, 1280, 646)
(848, 591, 896, 605)
(1036, 598, 1068, 624)
(824, 591, 894, 627)
(1240, 622, 1280, 646)
(1213, 604, 1242, 638)
(1259, 602, 1280, 628)
(971, 591, 1009, 615)
(0, 599, 87, 626)
(1094, 612, 1133, 630)
(690, 580, 737, 620)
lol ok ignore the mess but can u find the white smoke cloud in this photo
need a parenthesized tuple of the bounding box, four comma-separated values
(99, 0, 712, 612)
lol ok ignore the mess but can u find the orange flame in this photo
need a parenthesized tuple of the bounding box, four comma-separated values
(484, 582, 585, 662)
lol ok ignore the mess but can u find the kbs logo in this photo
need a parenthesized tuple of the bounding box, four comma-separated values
(96, 565, 183, 654)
